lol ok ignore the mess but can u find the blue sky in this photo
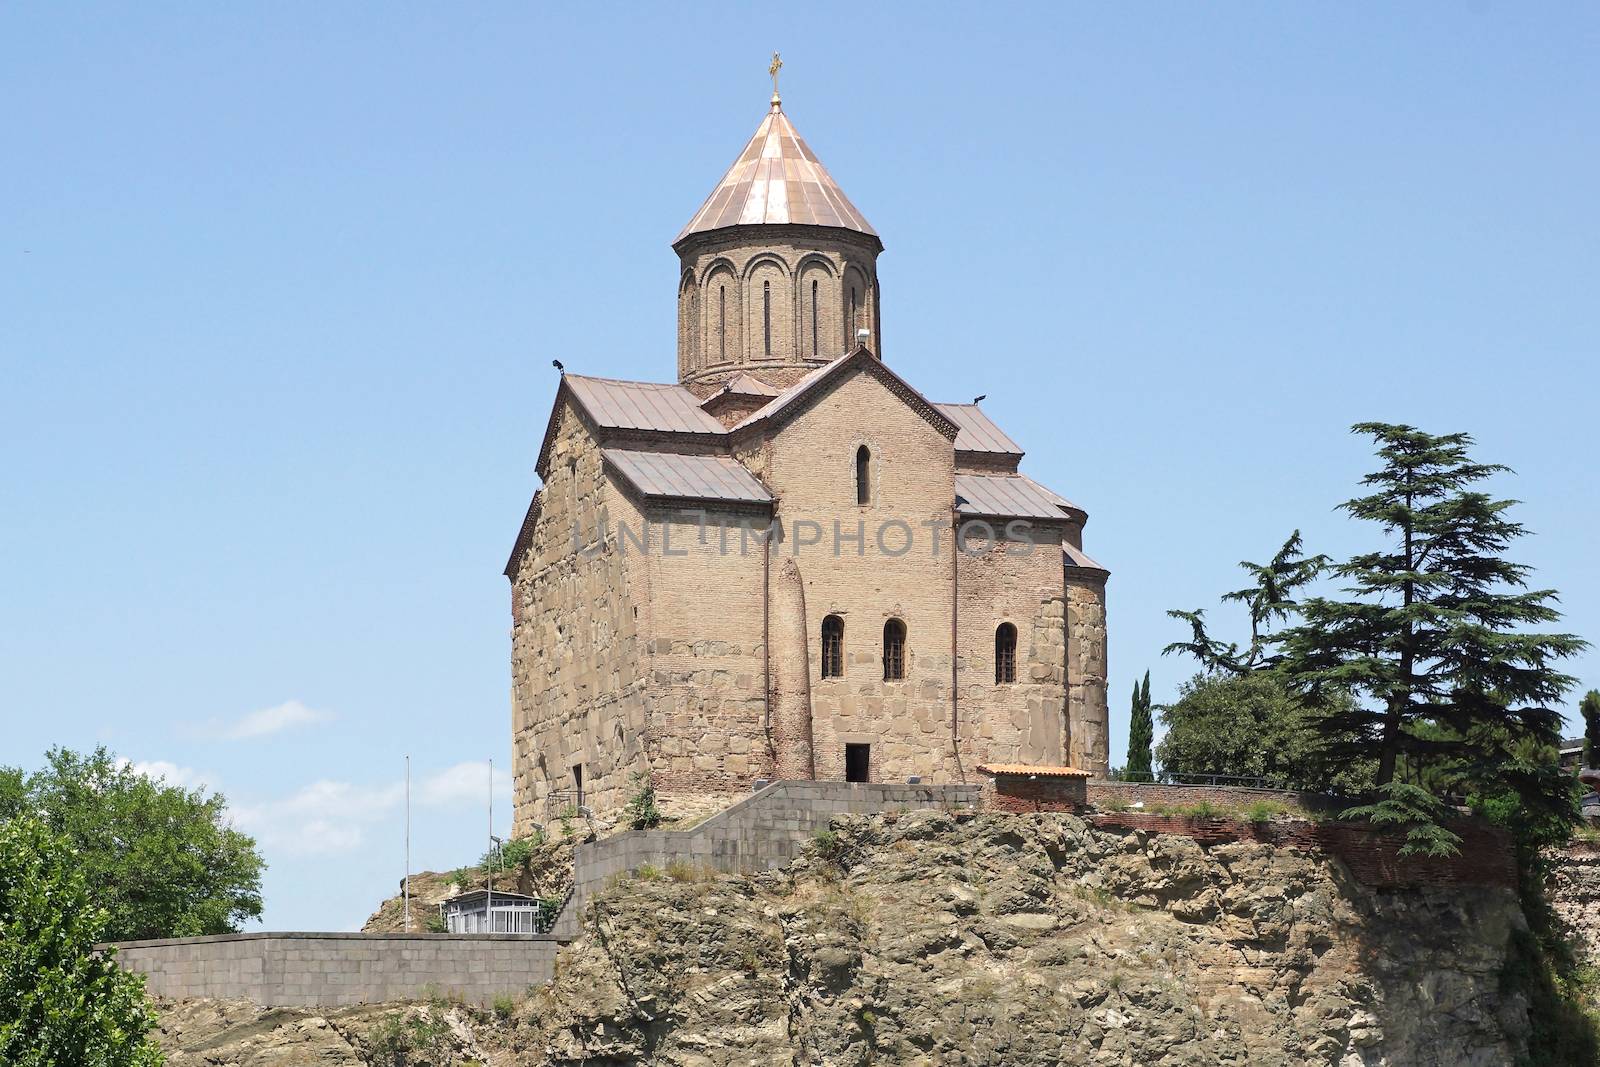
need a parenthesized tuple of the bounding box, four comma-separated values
(3, 4, 1596, 930)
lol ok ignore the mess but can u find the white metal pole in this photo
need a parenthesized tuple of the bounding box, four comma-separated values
(403, 755, 411, 931)
(487, 757, 493, 932)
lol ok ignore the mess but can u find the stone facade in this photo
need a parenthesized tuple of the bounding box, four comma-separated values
(508, 92, 1111, 829)
(111, 932, 560, 1008)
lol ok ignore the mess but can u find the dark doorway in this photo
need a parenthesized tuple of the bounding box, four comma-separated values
(845, 744, 871, 784)
(572, 764, 584, 808)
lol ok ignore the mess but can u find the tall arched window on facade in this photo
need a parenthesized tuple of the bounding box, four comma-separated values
(855, 445, 870, 506)
(995, 622, 1017, 684)
(883, 619, 906, 681)
(821, 615, 845, 678)
(763, 280, 772, 356)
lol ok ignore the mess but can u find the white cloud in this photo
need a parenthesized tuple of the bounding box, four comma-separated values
(221, 699, 332, 740)
(227, 762, 512, 859)
(115, 757, 219, 793)
(416, 761, 512, 810)
(232, 779, 404, 857)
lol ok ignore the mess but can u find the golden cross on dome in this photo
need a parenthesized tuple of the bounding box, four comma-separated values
(768, 52, 783, 99)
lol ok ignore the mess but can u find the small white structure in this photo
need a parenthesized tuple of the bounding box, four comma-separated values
(440, 889, 545, 934)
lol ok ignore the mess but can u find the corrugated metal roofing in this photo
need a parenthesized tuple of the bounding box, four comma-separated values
(936, 403, 1024, 456)
(955, 473, 1077, 520)
(1063, 543, 1109, 573)
(603, 449, 773, 505)
(565, 375, 726, 436)
(677, 100, 876, 243)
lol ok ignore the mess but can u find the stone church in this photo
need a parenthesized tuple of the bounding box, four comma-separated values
(506, 79, 1109, 831)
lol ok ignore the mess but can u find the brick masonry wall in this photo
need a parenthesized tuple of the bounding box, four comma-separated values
(1089, 812, 1517, 890)
(986, 775, 1089, 812)
(1086, 780, 1343, 815)
(108, 932, 561, 1008)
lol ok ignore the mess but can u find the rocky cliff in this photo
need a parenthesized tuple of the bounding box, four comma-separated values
(157, 811, 1531, 1066)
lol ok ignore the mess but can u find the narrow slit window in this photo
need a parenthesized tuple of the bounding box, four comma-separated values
(821, 615, 845, 678)
(995, 622, 1017, 684)
(763, 280, 772, 356)
(718, 285, 726, 362)
(850, 287, 858, 339)
(855, 445, 870, 506)
(883, 618, 906, 681)
(810, 279, 819, 356)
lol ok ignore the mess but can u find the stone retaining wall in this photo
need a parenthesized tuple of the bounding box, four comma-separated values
(108, 932, 560, 1008)
(1091, 812, 1517, 889)
(556, 779, 981, 936)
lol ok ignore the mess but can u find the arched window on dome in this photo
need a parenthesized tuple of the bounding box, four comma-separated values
(995, 623, 1017, 684)
(883, 618, 906, 681)
(821, 615, 845, 679)
(718, 284, 727, 362)
(810, 279, 819, 357)
(855, 445, 870, 506)
(763, 280, 772, 356)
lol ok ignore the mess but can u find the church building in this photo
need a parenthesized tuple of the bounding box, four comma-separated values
(506, 72, 1109, 831)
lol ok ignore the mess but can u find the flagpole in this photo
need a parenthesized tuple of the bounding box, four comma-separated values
(487, 757, 493, 931)
(403, 755, 411, 931)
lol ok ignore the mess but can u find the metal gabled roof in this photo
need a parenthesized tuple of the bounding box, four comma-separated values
(564, 375, 727, 435)
(676, 99, 876, 244)
(602, 448, 773, 507)
(935, 403, 1024, 458)
(955, 473, 1080, 521)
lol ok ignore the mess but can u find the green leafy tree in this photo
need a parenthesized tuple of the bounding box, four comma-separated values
(1166, 531, 1328, 676)
(1156, 673, 1368, 792)
(0, 816, 163, 1066)
(4, 747, 264, 940)
(1125, 671, 1154, 781)
(1282, 424, 1586, 854)
(1581, 690, 1600, 771)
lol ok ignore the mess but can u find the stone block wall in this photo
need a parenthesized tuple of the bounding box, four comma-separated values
(511, 404, 649, 834)
(556, 779, 982, 938)
(108, 933, 561, 1008)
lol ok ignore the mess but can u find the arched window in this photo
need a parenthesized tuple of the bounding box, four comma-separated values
(763, 280, 772, 356)
(855, 445, 870, 506)
(821, 615, 844, 678)
(850, 286, 858, 340)
(718, 285, 727, 362)
(883, 619, 906, 681)
(810, 279, 819, 356)
(995, 623, 1017, 684)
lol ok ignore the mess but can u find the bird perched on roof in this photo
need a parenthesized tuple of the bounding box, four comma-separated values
(552, 359, 564, 372)
(972, 394, 986, 404)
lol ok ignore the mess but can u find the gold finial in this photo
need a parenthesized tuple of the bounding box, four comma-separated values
(768, 51, 783, 108)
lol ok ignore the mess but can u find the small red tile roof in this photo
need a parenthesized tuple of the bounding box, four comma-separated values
(976, 764, 1094, 778)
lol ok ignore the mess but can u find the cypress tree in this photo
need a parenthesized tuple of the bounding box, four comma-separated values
(1125, 671, 1154, 781)
(1282, 423, 1586, 854)
(1583, 690, 1600, 771)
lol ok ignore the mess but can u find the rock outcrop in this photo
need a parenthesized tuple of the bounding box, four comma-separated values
(160, 811, 1531, 1066)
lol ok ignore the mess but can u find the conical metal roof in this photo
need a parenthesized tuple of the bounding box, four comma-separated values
(676, 97, 877, 244)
